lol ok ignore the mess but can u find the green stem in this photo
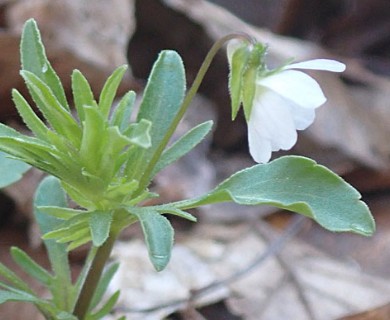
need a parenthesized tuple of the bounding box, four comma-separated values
(136, 33, 255, 193)
(73, 233, 118, 319)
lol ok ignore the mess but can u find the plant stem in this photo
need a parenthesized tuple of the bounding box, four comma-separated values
(73, 233, 118, 319)
(136, 32, 255, 193)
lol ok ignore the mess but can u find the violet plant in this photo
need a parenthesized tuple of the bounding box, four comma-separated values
(0, 19, 374, 320)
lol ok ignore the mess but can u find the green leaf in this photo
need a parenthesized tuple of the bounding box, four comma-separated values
(87, 291, 120, 320)
(90, 211, 113, 247)
(135, 50, 186, 172)
(155, 205, 196, 222)
(0, 262, 32, 293)
(110, 91, 136, 132)
(0, 289, 39, 304)
(12, 89, 49, 140)
(99, 65, 128, 119)
(153, 120, 213, 176)
(34, 176, 74, 310)
(123, 119, 152, 148)
(132, 208, 174, 271)
(10, 247, 52, 286)
(38, 206, 88, 220)
(72, 69, 98, 123)
(79, 105, 106, 170)
(228, 45, 249, 120)
(21, 71, 81, 146)
(176, 156, 375, 236)
(0, 151, 30, 188)
(21, 19, 68, 110)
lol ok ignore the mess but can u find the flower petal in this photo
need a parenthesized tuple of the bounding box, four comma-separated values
(286, 59, 346, 72)
(288, 103, 316, 130)
(248, 89, 298, 163)
(258, 70, 326, 109)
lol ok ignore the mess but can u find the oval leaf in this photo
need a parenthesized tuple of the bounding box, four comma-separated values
(176, 156, 375, 236)
(132, 208, 174, 271)
(90, 211, 113, 247)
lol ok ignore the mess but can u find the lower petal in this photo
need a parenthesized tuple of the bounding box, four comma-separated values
(247, 90, 298, 163)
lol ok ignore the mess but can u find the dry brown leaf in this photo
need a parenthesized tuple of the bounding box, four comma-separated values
(7, 0, 134, 69)
(106, 217, 390, 320)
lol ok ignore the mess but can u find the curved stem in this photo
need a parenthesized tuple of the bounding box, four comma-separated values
(136, 33, 255, 193)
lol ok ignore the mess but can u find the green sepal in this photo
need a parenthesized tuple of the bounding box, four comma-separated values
(228, 45, 250, 120)
(131, 208, 174, 271)
(242, 43, 266, 121)
(152, 120, 213, 176)
(176, 156, 375, 236)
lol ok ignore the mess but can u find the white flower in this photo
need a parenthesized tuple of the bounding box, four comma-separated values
(247, 59, 345, 163)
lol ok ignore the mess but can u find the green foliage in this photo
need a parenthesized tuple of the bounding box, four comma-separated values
(132, 208, 174, 271)
(0, 151, 30, 188)
(153, 120, 213, 176)
(0, 17, 375, 320)
(175, 156, 374, 236)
